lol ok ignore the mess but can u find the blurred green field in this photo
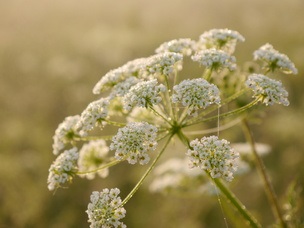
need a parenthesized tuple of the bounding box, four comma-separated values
(0, 0, 303, 227)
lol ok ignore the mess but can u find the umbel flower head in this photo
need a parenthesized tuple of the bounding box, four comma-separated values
(191, 49, 236, 71)
(77, 98, 109, 136)
(47, 147, 78, 191)
(92, 57, 147, 94)
(86, 188, 126, 228)
(155, 38, 196, 56)
(172, 78, 221, 116)
(122, 79, 166, 111)
(110, 122, 158, 165)
(245, 74, 289, 106)
(52, 115, 81, 155)
(253, 43, 298, 74)
(186, 136, 239, 182)
(198, 28, 245, 54)
(78, 140, 110, 180)
(143, 52, 183, 77)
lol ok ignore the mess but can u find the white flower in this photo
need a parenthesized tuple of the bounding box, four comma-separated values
(150, 158, 205, 194)
(155, 38, 196, 56)
(77, 98, 109, 136)
(198, 28, 245, 54)
(186, 136, 239, 182)
(253, 43, 298, 74)
(47, 147, 78, 191)
(191, 49, 236, 71)
(52, 115, 81, 155)
(86, 188, 126, 228)
(110, 122, 158, 165)
(172, 78, 221, 116)
(110, 76, 141, 98)
(122, 79, 166, 111)
(78, 140, 110, 180)
(93, 58, 147, 94)
(245, 74, 289, 106)
(143, 52, 183, 78)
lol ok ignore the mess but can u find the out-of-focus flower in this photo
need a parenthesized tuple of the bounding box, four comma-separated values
(253, 43, 298, 74)
(78, 140, 110, 180)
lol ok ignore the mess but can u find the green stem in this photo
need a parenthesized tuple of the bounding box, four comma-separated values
(184, 97, 260, 127)
(212, 177, 261, 228)
(203, 68, 213, 81)
(184, 88, 250, 126)
(120, 134, 173, 206)
(242, 119, 287, 228)
(77, 159, 122, 175)
(178, 131, 261, 228)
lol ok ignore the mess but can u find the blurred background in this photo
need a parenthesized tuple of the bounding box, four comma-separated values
(0, 0, 303, 227)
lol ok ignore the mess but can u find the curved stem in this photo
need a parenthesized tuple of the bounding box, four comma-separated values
(120, 133, 173, 206)
(178, 130, 261, 228)
(184, 98, 260, 127)
(185, 88, 250, 126)
(184, 117, 242, 136)
(242, 119, 287, 228)
(77, 159, 122, 175)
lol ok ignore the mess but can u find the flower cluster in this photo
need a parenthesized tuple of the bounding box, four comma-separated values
(110, 122, 158, 165)
(93, 58, 148, 94)
(172, 78, 221, 116)
(155, 38, 196, 56)
(122, 79, 166, 111)
(52, 115, 80, 155)
(78, 140, 110, 180)
(110, 76, 141, 98)
(198, 28, 245, 54)
(191, 49, 236, 71)
(48, 28, 298, 227)
(144, 52, 183, 77)
(253, 43, 298, 74)
(47, 147, 78, 191)
(87, 188, 126, 228)
(77, 98, 109, 136)
(187, 136, 239, 182)
(245, 74, 289, 106)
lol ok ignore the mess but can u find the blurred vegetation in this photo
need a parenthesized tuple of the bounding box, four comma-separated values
(0, 0, 303, 227)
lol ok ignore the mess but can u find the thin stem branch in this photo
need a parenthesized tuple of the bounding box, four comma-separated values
(120, 133, 173, 206)
(184, 88, 250, 126)
(184, 98, 260, 127)
(76, 159, 122, 175)
(242, 119, 287, 228)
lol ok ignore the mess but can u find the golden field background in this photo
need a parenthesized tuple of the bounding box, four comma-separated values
(0, 0, 303, 227)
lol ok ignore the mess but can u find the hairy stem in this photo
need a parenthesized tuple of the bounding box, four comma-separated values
(242, 119, 287, 228)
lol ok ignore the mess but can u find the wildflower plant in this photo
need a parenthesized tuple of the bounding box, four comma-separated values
(48, 28, 298, 227)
